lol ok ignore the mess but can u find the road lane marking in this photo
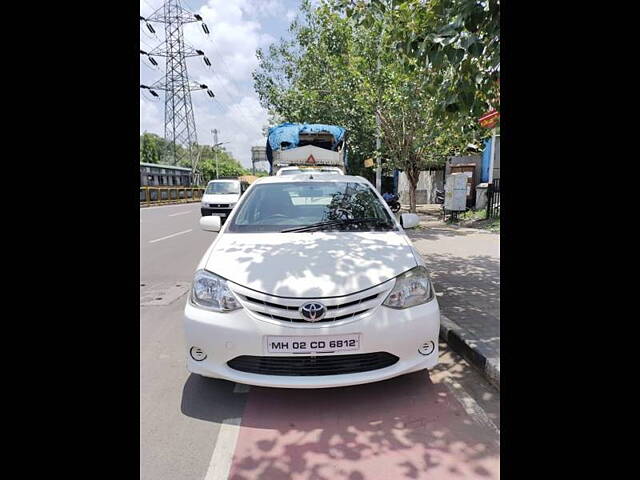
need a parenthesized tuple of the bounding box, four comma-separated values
(168, 211, 192, 217)
(233, 383, 250, 393)
(140, 203, 200, 212)
(148, 229, 193, 244)
(443, 376, 500, 441)
(204, 417, 241, 480)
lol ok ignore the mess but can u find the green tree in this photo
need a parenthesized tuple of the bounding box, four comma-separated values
(253, 0, 489, 211)
(345, 0, 500, 116)
(140, 132, 163, 164)
(197, 146, 249, 182)
(254, 0, 379, 179)
(139, 132, 189, 166)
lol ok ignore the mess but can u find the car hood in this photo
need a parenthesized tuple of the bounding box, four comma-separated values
(204, 232, 418, 297)
(202, 193, 240, 204)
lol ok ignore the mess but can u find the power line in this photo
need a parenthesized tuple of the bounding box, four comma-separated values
(140, 58, 160, 73)
(139, 38, 155, 50)
(141, 0, 161, 14)
(140, 24, 158, 42)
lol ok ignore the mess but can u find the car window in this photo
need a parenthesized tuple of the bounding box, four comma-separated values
(228, 182, 396, 233)
(205, 182, 240, 194)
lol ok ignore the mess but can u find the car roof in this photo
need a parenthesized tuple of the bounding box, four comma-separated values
(253, 174, 369, 185)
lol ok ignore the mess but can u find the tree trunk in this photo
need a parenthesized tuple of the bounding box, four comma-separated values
(407, 166, 420, 213)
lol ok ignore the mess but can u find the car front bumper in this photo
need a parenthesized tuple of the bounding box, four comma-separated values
(183, 296, 440, 388)
(200, 206, 233, 217)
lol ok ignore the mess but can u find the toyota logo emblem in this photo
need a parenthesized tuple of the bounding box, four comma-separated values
(300, 302, 326, 322)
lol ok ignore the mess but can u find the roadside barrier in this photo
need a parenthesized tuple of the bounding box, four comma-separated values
(140, 186, 205, 207)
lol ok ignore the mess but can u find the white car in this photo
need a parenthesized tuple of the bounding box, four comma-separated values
(200, 179, 249, 219)
(185, 174, 440, 388)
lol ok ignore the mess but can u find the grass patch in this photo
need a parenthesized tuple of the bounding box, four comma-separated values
(449, 208, 500, 232)
(459, 209, 487, 222)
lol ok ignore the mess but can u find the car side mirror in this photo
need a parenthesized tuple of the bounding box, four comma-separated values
(400, 213, 420, 229)
(200, 215, 221, 232)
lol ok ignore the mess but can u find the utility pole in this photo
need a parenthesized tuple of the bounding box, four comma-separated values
(139, 0, 215, 172)
(212, 129, 219, 179)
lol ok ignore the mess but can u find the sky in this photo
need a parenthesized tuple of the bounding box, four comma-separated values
(139, 0, 305, 168)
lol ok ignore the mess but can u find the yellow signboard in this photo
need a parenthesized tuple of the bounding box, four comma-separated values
(364, 158, 374, 168)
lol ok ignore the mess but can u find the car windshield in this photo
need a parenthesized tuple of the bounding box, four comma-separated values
(227, 182, 396, 233)
(205, 182, 239, 194)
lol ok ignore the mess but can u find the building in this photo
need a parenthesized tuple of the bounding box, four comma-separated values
(140, 162, 193, 187)
(397, 169, 445, 205)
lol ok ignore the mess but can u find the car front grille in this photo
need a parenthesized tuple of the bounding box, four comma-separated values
(208, 204, 230, 208)
(227, 352, 399, 376)
(228, 280, 394, 325)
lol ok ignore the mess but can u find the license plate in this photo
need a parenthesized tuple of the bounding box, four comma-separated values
(265, 334, 361, 354)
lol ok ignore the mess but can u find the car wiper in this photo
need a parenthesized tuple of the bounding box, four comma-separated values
(281, 218, 393, 233)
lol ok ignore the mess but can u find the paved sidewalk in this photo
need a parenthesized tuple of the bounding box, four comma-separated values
(405, 211, 500, 389)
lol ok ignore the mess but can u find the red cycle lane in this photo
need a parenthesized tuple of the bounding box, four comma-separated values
(227, 371, 499, 480)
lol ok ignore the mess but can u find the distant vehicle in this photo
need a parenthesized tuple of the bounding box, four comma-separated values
(384, 193, 401, 213)
(185, 173, 440, 389)
(200, 179, 249, 220)
(266, 123, 347, 175)
(276, 166, 344, 176)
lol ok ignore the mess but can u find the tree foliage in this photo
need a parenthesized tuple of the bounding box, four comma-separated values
(253, 0, 497, 211)
(139, 133, 249, 183)
(197, 146, 249, 182)
(254, 0, 379, 179)
(345, 0, 500, 116)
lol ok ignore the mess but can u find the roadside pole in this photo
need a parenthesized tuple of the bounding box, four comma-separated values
(488, 128, 497, 183)
(375, 15, 386, 193)
(212, 129, 219, 179)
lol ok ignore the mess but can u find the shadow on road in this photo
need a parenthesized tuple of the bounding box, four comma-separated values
(427, 254, 500, 360)
(180, 355, 499, 480)
(180, 375, 247, 422)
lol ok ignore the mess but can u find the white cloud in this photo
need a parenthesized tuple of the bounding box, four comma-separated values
(139, 0, 287, 168)
(140, 95, 162, 134)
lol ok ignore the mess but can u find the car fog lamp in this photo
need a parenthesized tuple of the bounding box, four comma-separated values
(418, 341, 435, 356)
(190, 346, 207, 361)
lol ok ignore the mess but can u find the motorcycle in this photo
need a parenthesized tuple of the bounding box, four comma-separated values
(385, 194, 401, 213)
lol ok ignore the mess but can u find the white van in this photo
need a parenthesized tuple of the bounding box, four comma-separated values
(200, 179, 249, 219)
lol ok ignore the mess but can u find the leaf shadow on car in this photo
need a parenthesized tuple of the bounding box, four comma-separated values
(219, 233, 414, 298)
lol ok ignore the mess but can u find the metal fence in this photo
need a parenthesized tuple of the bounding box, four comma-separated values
(486, 178, 501, 219)
(140, 186, 205, 207)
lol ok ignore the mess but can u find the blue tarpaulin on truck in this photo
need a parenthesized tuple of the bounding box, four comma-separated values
(265, 123, 347, 171)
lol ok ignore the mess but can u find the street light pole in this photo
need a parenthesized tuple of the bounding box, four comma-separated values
(211, 129, 219, 179)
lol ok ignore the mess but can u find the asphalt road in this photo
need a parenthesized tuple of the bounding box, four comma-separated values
(140, 203, 500, 480)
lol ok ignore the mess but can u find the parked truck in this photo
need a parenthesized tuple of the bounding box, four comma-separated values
(266, 123, 347, 176)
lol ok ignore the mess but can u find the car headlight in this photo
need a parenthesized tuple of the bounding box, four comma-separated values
(383, 266, 434, 309)
(190, 270, 242, 312)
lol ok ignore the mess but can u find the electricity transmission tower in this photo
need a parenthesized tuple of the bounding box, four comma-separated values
(140, 0, 215, 183)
